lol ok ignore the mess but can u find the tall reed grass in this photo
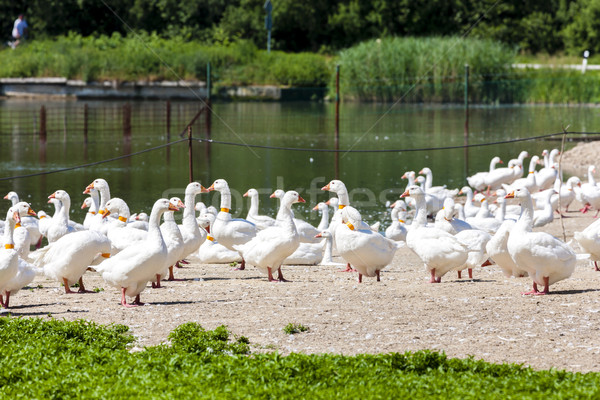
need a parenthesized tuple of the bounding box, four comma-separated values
(334, 37, 516, 102)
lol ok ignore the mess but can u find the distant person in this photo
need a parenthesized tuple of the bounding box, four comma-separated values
(10, 14, 28, 49)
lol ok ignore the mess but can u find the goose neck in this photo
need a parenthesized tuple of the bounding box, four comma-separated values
(247, 193, 259, 216)
(98, 187, 110, 213)
(517, 195, 534, 230)
(413, 196, 428, 227)
(218, 189, 232, 211)
(3, 215, 15, 246)
(317, 207, 329, 230)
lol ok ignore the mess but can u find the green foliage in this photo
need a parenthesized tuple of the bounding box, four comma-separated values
(168, 322, 250, 355)
(0, 34, 332, 86)
(335, 36, 516, 102)
(283, 322, 309, 334)
(1, 317, 600, 398)
(561, 0, 600, 55)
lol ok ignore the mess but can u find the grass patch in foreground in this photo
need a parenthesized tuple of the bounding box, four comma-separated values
(0, 317, 597, 398)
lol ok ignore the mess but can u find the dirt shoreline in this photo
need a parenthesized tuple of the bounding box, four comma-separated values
(3, 200, 600, 373)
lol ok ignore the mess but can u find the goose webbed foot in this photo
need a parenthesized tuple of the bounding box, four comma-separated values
(121, 288, 138, 307)
(429, 269, 441, 283)
(339, 263, 354, 272)
(277, 267, 289, 282)
(132, 295, 145, 306)
(77, 277, 94, 294)
(233, 259, 246, 271)
(152, 274, 162, 289)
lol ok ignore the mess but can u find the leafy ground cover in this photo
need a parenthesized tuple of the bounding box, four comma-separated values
(0, 317, 598, 398)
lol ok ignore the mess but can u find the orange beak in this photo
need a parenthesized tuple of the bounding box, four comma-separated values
(505, 191, 515, 199)
(499, 160, 504, 164)
(400, 190, 410, 198)
(177, 199, 185, 208)
(81, 200, 88, 209)
(325, 199, 331, 206)
(243, 191, 249, 197)
(321, 183, 331, 191)
(3, 194, 8, 200)
(312, 204, 319, 211)
(207, 184, 215, 192)
(48, 192, 56, 199)
(401, 173, 407, 179)
(418, 169, 424, 174)
(83, 187, 91, 194)
(27, 207, 37, 217)
(297, 196, 306, 203)
(200, 185, 209, 193)
(168, 203, 179, 212)
(269, 192, 277, 198)
(315, 233, 322, 238)
(102, 210, 111, 219)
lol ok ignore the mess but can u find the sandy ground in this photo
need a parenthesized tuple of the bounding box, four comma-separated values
(3, 201, 600, 373)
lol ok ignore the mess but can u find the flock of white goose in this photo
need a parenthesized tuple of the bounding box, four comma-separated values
(1, 147, 600, 308)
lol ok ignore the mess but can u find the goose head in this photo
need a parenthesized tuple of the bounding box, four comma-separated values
(136, 212, 148, 221)
(505, 187, 532, 200)
(325, 197, 339, 209)
(186, 181, 209, 196)
(321, 180, 347, 195)
(86, 178, 109, 193)
(48, 190, 70, 205)
(206, 179, 229, 193)
(195, 202, 207, 213)
(315, 230, 332, 239)
(400, 185, 425, 199)
(244, 188, 258, 198)
(459, 186, 473, 196)
(442, 198, 455, 220)
(3, 191, 19, 205)
(312, 202, 328, 212)
(491, 156, 503, 165)
(81, 197, 92, 209)
(281, 190, 306, 207)
(170, 197, 185, 210)
(197, 212, 215, 229)
(103, 198, 129, 220)
(6, 206, 21, 226)
(401, 171, 415, 180)
(13, 201, 36, 218)
(270, 189, 285, 199)
(418, 167, 432, 176)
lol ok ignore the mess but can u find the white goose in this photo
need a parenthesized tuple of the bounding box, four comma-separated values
(434, 198, 472, 235)
(535, 176, 580, 214)
(418, 167, 458, 199)
(95, 198, 177, 307)
(156, 197, 186, 285)
(208, 179, 257, 270)
(483, 151, 528, 193)
(46, 190, 78, 243)
(31, 221, 111, 295)
(314, 230, 344, 266)
(453, 228, 491, 280)
(531, 189, 556, 228)
(401, 185, 468, 283)
(189, 213, 242, 264)
(467, 156, 503, 192)
(0, 207, 20, 308)
(458, 186, 480, 218)
(103, 198, 147, 254)
(506, 188, 576, 295)
(85, 178, 112, 233)
(271, 189, 320, 243)
(333, 206, 398, 283)
(234, 190, 304, 281)
(244, 188, 276, 230)
(536, 149, 560, 191)
(10, 202, 37, 260)
(4, 191, 42, 247)
(178, 182, 209, 260)
(313, 202, 330, 231)
(465, 194, 501, 234)
(574, 218, 600, 271)
(81, 187, 100, 230)
(486, 220, 528, 278)
(502, 155, 540, 193)
(385, 200, 408, 241)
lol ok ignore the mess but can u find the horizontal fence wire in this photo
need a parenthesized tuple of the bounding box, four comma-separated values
(192, 131, 596, 153)
(1, 130, 597, 182)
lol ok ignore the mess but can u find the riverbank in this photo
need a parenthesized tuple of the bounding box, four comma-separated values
(0, 77, 326, 101)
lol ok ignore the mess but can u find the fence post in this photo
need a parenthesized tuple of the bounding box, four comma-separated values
(166, 100, 171, 141)
(83, 104, 89, 144)
(123, 103, 131, 140)
(205, 63, 212, 140)
(335, 64, 340, 180)
(39, 105, 47, 143)
(464, 64, 469, 181)
(188, 125, 193, 183)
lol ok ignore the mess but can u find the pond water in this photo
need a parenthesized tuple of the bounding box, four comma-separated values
(0, 99, 597, 226)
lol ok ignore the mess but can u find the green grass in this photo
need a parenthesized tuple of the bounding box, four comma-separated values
(0, 33, 332, 88)
(283, 322, 309, 334)
(0, 317, 599, 398)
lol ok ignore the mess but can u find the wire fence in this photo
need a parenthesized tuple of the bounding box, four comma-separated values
(0, 130, 596, 182)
